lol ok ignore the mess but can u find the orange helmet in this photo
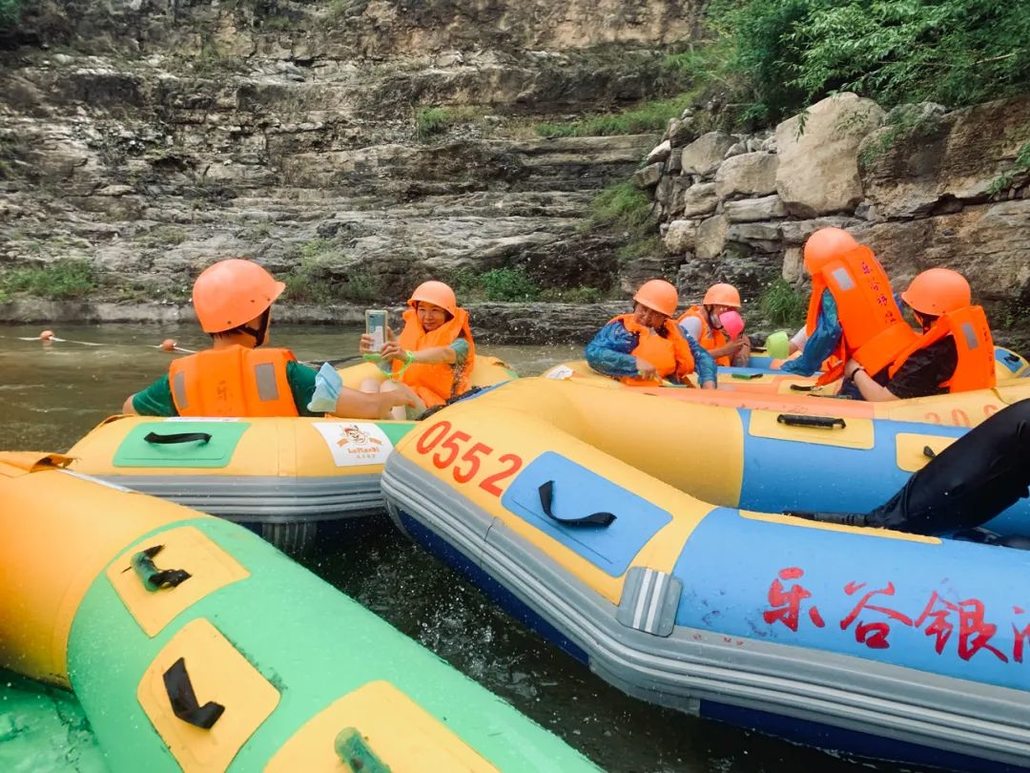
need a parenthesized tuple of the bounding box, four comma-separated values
(408, 280, 457, 316)
(633, 279, 678, 317)
(703, 282, 741, 308)
(803, 227, 858, 275)
(901, 268, 971, 317)
(192, 259, 285, 334)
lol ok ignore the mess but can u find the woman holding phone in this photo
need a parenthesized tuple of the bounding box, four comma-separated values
(358, 280, 476, 419)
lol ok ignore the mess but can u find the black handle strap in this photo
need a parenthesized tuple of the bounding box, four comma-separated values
(1003, 352, 1021, 364)
(923, 445, 937, 459)
(789, 383, 815, 392)
(144, 431, 211, 445)
(132, 545, 191, 591)
(163, 657, 224, 729)
(776, 414, 846, 429)
(537, 480, 615, 527)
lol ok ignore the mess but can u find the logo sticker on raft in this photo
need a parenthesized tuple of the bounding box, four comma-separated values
(764, 567, 1029, 664)
(313, 422, 393, 467)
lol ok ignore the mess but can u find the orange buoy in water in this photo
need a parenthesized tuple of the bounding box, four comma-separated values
(159, 339, 177, 352)
(39, 330, 55, 341)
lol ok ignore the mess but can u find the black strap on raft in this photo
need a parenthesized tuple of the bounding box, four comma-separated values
(537, 480, 616, 527)
(417, 386, 488, 421)
(132, 545, 191, 591)
(788, 511, 871, 527)
(776, 414, 846, 430)
(788, 383, 815, 392)
(731, 372, 763, 380)
(923, 445, 937, 459)
(1002, 352, 1022, 365)
(144, 431, 212, 445)
(163, 657, 224, 729)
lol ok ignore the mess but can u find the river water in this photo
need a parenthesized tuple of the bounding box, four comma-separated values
(0, 323, 907, 772)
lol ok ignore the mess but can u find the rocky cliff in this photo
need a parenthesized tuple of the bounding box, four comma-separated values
(0, 0, 699, 340)
(645, 93, 1030, 351)
(1, 1, 1027, 350)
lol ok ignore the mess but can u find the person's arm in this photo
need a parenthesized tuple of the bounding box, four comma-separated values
(683, 335, 717, 389)
(380, 342, 456, 366)
(585, 321, 640, 377)
(123, 375, 177, 416)
(332, 385, 417, 419)
(780, 291, 841, 375)
(844, 360, 898, 401)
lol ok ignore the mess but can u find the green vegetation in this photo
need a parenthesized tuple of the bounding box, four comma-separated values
(282, 239, 384, 303)
(539, 286, 606, 303)
(988, 140, 1030, 196)
(536, 95, 694, 138)
(589, 181, 653, 231)
(139, 225, 189, 248)
(452, 267, 539, 302)
(0, 259, 97, 300)
(413, 106, 486, 142)
(0, 0, 21, 26)
(710, 0, 1030, 125)
(759, 278, 807, 327)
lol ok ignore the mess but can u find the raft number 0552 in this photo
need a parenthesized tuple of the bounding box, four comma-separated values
(414, 420, 523, 496)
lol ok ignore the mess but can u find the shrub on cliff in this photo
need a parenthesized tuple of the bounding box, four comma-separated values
(0, 0, 20, 26)
(714, 0, 1030, 123)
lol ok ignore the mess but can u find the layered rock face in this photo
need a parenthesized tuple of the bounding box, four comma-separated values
(0, 0, 698, 337)
(647, 94, 1030, 350)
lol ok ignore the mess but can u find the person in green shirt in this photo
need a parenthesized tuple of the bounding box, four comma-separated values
(123, 259, 416, 418)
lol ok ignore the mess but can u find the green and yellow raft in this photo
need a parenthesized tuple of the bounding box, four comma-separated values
(0, 452, 592, 771)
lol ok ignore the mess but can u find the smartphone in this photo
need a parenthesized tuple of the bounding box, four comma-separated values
(365, 309, 388, 351)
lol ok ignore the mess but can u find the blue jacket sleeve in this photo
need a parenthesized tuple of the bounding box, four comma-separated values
(585, 321, 639, 377)
(780, 290, 842, 376)
(685, 335, 718, 387)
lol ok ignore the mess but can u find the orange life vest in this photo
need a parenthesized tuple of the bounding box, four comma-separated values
(677, 305, 731, 366)
(612, 314, 696, 387)
(168, 345, 299, 417)
(394, 306, 476, 407)
(806, 245, 917, 385)
(886, 305, 996, 393)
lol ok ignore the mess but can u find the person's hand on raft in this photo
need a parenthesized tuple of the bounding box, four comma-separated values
(635, 357, 658, 380)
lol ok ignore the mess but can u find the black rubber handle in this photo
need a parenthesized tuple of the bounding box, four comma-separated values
(923, 445, 937, 459)
(1003, 352, 1021, 364)
(538, 480, 615, 527)
(730, 372, 763, 380)
(789, 383, 815, 392)
(776, 414, 846, 429)
(163, 657, 224, 729)
(144, 431, 211, 445)
(132, 545, 191, 591)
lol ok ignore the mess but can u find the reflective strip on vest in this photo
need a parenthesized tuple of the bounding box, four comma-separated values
(171, 371, 189, 411)
(254, 363, 280, 402)
(960, 321, 979, 350)
(830, 267, 855, 292)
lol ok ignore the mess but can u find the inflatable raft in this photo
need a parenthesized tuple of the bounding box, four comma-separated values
(380, 378, 1030, 770)
(745, 345, 1030, 379)
(0, 452, 591, 771)
(544, 360, 1030, 429)
(66, 355, 517, 550)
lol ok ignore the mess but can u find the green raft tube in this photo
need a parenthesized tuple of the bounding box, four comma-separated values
(0, 452, 592, 771)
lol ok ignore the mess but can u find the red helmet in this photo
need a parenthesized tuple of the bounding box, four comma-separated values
(192, 259, 285, 333)
(901, 268, 971, 317)
(408, 280, 458, 316)
(633, 279, 678, 317)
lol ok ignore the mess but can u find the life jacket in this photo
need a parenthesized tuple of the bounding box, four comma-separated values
(394, 306, 476, 407)
(168, 345, 299, 417)
(612, 314, 696, 387)
(886, 305, 995, 393)
(806, 245, 917, 385)
(677, 305, 730, 366)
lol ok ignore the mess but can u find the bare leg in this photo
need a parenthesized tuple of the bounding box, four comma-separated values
(358, 377, 380, 394)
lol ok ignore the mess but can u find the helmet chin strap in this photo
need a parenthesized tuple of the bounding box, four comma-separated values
(239, 309, 270, 345)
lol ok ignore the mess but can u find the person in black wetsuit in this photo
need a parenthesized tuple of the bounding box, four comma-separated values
(794, 399, 1030, 545)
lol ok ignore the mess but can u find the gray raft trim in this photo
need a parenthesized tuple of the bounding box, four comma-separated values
(93, 474, 384, 523)
(381, 453, 1030, 768)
